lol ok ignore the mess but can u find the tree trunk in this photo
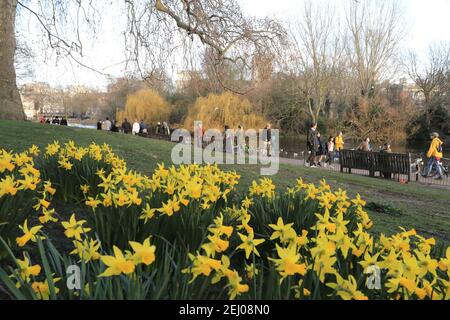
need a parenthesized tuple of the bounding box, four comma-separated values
(0, 0, 24, 120)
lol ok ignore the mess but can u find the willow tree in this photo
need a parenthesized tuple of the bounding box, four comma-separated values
(0, 0, 286, 120)
(184, 91, 267, 130)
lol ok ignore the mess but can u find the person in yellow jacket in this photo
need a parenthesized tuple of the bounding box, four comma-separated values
(422, 132, 444, 179)
(335, 132, 344, 151)
(334, 132, 344, 162)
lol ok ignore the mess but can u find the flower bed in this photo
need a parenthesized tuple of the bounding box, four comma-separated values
(0, 141, 449, 300)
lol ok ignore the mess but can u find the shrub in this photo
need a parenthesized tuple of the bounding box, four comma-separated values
(184, 92, 267, 131)
(116, 89, 172, 125)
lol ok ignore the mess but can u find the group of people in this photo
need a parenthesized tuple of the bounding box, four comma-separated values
(306, 123, 345, 168)
(306, 123, 446, 180)
(97, 118, 120, 132)
(192, 122, 276, 156)
(97, 118, 171, 136)
(39, 116, 68, 126)
(306, 124, 393, 168)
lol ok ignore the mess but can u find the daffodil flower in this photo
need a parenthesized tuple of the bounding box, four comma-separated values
(99, 246, 135, 277)
(16, 220, 43, 247)
(236, 232, 265, 259)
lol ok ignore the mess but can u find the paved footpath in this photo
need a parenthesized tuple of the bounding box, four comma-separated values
(277, 156, 450, 188)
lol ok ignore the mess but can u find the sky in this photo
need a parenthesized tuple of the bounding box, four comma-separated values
(16, 0, 450, 91)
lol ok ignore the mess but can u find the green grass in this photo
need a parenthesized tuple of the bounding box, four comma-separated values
(1, 119, 450, 244)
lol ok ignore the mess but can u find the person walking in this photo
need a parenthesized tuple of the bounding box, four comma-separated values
(306, 123, 319, 167)
(263, 123, 272, 157)
(380, 142, 393, 179)
(325, 136, 335, 166)
(315, 132, 326, 167)
(335, 132, 344, 160)
(132, 119, 140, 135)
(422, 132, 444, 180)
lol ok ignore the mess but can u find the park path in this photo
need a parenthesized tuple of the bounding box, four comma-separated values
(137, 131, 449, 188)
(277, 156, 450, 188)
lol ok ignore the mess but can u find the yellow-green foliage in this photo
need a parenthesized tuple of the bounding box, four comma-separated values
(116, 89, 171, 124)
(184, 92, 267, 130)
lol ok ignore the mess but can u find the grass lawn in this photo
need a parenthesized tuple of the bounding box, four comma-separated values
(1, 119, 450, 244)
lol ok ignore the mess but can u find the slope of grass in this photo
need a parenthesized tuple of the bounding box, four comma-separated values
(1, 120, 450, 244)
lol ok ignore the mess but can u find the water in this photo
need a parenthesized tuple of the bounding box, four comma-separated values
(68, 123, 96, 130)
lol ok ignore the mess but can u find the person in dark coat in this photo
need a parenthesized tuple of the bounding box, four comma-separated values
(121, 118, 132, 134)
(52, 117, 60, 125)
(315, 132, 326, 167)
(111, 121, 119, 132)
(306, 123, 319, 167)
(97, 120, 102, 130)
(60, 117, 68, 126)
(380, 142, 393, 179)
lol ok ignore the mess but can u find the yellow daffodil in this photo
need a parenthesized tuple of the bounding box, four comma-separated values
(0, 150, 15, 173)
(351, 194, 366, 207)
(269, 244, 307, 283)
(61, 214, 91, 240)
(16, 220, 43, 247)
(140, 203, 157, 223)
(227, 270, 249, 300)
(43, 181, 56, 196)
(0, 175, 18, 197)
(80, 184, 90, 194)
(327, 274, 368, 300)
(182, 253, 222, 282)
(38, 208, 58, 224)
(99, 246, 135, 277)
(85, 196, 101, 210)
(31, 278, 60, 300)
(70, 238, 101, 262)
(129, 237, 156, 266)
(269, 217, 297, 244)
(17, 254, 41, 282)
(236, 232, 265, 259)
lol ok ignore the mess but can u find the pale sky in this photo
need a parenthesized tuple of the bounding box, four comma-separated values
(17, 0, 450, 91)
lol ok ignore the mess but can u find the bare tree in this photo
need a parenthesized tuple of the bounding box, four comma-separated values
(1, 0, 287, 120)
(345, 0, 406, 98)
(405, 42, 450, 105)
(1, 0, 99, 120)
(125, 0, 287, 94)
(286, 0, 344, 124)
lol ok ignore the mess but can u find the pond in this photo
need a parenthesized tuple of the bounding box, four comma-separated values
(68, 123, 96, 130)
